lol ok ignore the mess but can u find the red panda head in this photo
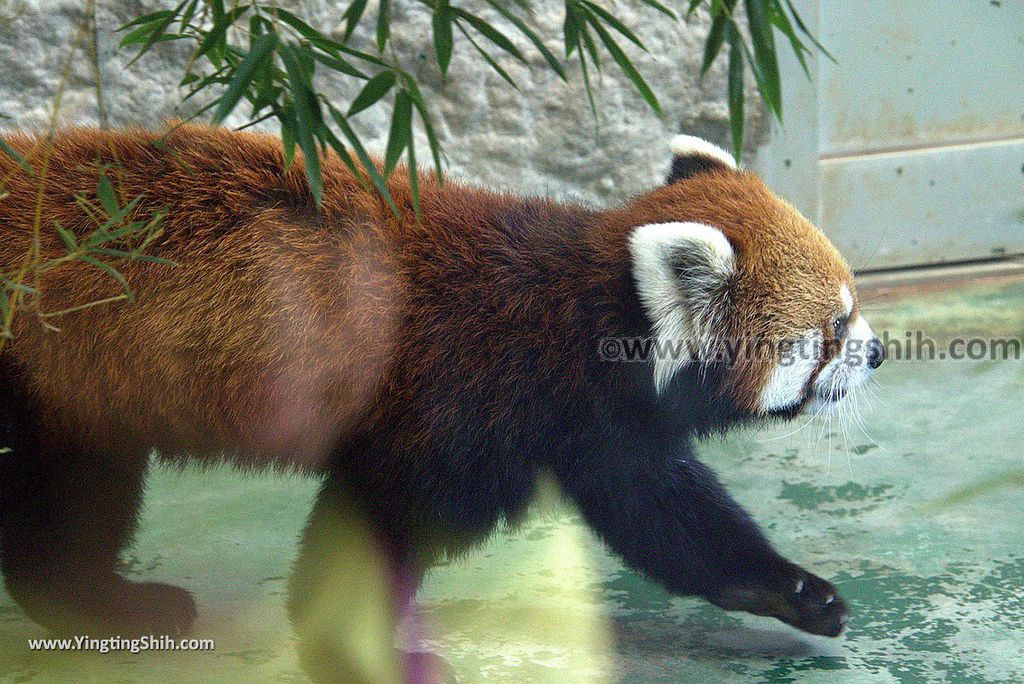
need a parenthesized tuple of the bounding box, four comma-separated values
(624, 135, 884, 418)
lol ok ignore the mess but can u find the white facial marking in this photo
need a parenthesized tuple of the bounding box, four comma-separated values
(806, 313, 877, 414)
(839, 284, 854, 317)
(629, 222, 735, 394)
(758, 330, 822, 413)
(669, 135, 738, 170)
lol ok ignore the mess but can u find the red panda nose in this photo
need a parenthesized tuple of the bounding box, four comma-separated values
(867, 337, 885, 369)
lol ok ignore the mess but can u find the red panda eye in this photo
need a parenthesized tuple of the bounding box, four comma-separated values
(832, 316, 848, 339)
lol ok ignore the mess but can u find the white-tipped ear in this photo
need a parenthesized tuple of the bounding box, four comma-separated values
(629, 222, 735, 394)
(669, 135, 737, 169)
(667, 135, 737, 184)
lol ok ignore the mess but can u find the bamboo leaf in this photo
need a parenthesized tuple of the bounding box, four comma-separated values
(563, 5, 580, 58)
(457, 23, 520, 90)
(341, 0, 370, 42)
(310, 50, 369, 79)
(181, 65, 231, 100)
(402, 77, 444, 183)
(725, 21, 744, 163)
(3, 280, 38, 295)
(280, 44, 324, 205)
(384, 91, 413, 176)
(197, 5, 249, 59)
(118, 253, 176, 266)
(327, 105, 400, 217)
(485, 1, 566, 79)
(54, 221, 78, 251)
(348, 71, 397, 116)
(769, 2, 810, 77)
(211, 32, 277, 125)
(96, 170, 119, 217)
(433, 2, 454, 76)
(119, 23, 164, 48)
(407, 131, 420, 217)
(376, 0, 392, 52)
(578, 51, 599, 127)
(0, 137, 32, 176)
(180, 0, 199, 31)
(578, 20, 602, 71)
(785, 0, 835, 62)
(638, 0, 678, 20)
(266, 7, 386, 67)
(331, 42, 390, 69)
(124, 7, 180, 65)
(451, 8, 525, 61)
(586, 13, 661, 115)
(744, 0, 782, 121)
(579, 1, 646, 50)
(80, 256, 134, 302)
(119, 9, 176, 31)
(269, 7, 335, 47)
(279, 107, 298, 171)
(700, 10, 727, 76)
(269, 6, 368, 77)
(320, 124, 371, 193)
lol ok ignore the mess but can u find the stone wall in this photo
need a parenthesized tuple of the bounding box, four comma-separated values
(0, 0, 766, 205)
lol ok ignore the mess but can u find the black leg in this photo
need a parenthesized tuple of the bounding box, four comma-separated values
(0, 395, 196, 637)
(557, 445, 849, 637)
(288, 479, 456, 684)
(288, 481, 403, 684)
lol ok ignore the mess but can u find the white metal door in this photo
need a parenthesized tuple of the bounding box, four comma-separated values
(755, 0, 1024, 271)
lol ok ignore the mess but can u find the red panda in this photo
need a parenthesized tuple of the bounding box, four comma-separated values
(0, 125, 882, 681)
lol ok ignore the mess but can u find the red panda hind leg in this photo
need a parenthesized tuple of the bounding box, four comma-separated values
(287, 475, 463, 684)
(0, 384, 196, 637)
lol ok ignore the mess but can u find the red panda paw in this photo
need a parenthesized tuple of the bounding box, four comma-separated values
(783, 570, 850, 637)
(90, 580, 198, 638)
(707, 565, 849, 638)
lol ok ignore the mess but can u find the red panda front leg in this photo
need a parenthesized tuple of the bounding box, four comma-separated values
(557, 448, 849, 637)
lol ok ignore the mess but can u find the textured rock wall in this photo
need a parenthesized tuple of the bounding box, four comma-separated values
(0, 0, 765, 205)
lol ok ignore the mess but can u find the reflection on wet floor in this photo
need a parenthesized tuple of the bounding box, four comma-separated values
(1, 279, 1022, 683)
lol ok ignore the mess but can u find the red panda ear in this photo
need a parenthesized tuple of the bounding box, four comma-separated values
(666, 135, 738, 185)
(628, 222, 736, 393)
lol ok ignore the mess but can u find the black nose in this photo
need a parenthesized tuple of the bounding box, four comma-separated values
(867, 337, 885, 369)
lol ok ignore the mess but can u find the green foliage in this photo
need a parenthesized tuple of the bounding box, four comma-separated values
(0, 0, 832, 345)
(694, 0, 831, 162)
(114, 1, 829, 210)
(0, 0, 174, 347)
(0, 168, 171, 338)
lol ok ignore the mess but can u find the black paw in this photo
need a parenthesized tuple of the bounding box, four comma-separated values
(782, 569, 848, 637)
(119, 581, 198, 637)
(16, 575, 198, 638)
(708, 564, 849, 637)
(66, 578, 197, 637)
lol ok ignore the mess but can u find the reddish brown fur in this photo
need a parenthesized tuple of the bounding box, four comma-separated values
(0, 126, 857, 657)
(609, 172, 856, 410)
(0, 125, 617, 471)
(1, 125, 403, 467)
(0, 125, 854, 456)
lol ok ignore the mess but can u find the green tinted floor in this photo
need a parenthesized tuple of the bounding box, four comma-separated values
(1, 278, 1022, 683)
